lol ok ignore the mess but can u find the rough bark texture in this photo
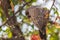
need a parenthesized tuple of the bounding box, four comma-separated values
(1, 0, 16, 25)
(10, 25, 25, 40)
(26, 6, 49, 40)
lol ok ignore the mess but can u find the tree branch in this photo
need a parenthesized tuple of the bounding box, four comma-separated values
(49, 0, 55, 12)
(0, 0, 32, 27)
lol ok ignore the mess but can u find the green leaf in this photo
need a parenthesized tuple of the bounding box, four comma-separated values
(11, 0, 18, 5)
(0, 28, 2, 31)
(50, 33, 59, 40)
(54, 10, 59, 15)
(8, 32, 12, 38)
(33, 30, 39, 35)
(31, 25, 34, 29)
(25, 0, 31, 2)
(32, 0, 37, 2)
(0, 7, 3, 17)
(25, 0, 36, 2)
(8, 10, 13, 16)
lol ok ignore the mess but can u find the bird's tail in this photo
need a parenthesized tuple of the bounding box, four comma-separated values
(39, 26, 46, 40)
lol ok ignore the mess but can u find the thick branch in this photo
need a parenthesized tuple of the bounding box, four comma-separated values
(0, 0, 32, 27)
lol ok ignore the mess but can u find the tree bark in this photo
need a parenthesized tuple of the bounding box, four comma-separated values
(1, 0, 25, 40)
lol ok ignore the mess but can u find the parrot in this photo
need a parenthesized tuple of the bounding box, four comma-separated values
(26, 6, 49, 40)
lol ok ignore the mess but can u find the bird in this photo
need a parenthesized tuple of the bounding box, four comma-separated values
(26, 6, 49, 40)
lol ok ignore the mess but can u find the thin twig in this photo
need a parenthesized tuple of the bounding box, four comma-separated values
(49, 0, 55, 13)
(48, 0, 60, 24)
(48, 0, 55, 24)
(54, 5, 58, 10)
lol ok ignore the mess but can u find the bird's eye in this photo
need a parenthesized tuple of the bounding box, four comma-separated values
(26, 11, 29, 15)
(26, 11, 31, 18)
